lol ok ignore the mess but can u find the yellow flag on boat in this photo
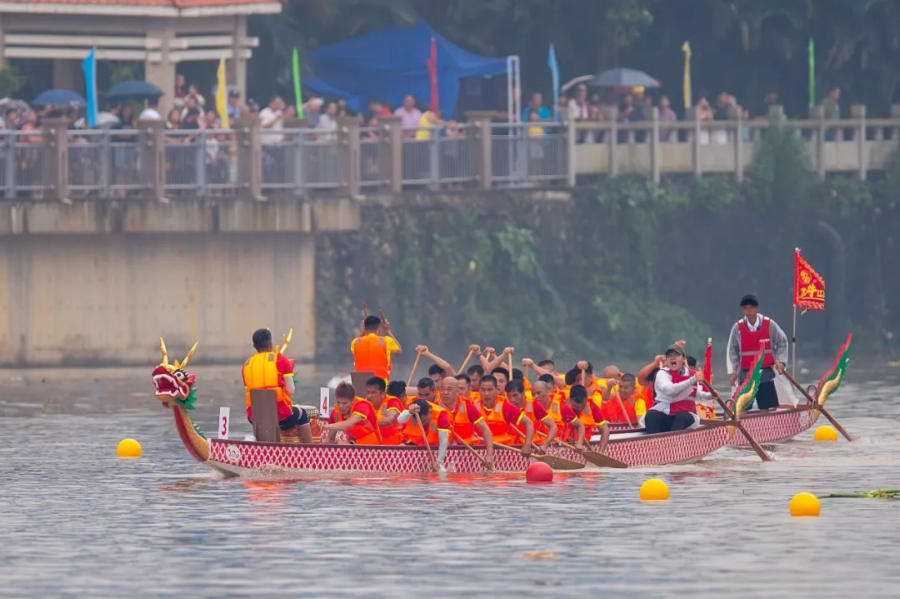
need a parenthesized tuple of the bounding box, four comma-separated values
(216, 57, 229, 129)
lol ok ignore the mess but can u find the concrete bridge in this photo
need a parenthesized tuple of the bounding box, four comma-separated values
(2, 104, 898, 365)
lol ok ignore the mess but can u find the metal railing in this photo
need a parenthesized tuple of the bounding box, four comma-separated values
(3, 105, 899, 201)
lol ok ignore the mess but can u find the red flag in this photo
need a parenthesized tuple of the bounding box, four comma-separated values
(427, 36, 439, 112)
(702, 338, 712, 384)
(793, 249, 825, 311)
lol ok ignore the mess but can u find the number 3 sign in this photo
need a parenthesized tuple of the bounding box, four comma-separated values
(218, 406, 231, 439)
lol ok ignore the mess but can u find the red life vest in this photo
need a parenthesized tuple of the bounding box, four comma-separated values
(666, 369, 698, 415)
(738, 317, 776, 369)
(602, 392, 639, 424)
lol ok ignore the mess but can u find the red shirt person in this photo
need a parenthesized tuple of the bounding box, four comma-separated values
(477, 375, 533, 455)
(322, 382, 382, 445)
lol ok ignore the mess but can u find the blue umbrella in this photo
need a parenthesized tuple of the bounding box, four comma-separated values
(105, 80, 164, 103)
(589, 68, 660, 88)
(33, 88, 86, 107)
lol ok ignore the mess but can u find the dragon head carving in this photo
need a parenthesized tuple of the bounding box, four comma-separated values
(152, 338, 199, 409)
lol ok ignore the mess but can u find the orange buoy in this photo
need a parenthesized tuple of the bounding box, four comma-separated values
(525, 461, 553, 483)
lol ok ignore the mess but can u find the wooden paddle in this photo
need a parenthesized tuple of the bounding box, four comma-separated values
(407, 351, 423, 387)
(555, 438, 628, 468)
(414, 412, 440, 471)
(701, 380, 771, 462)
(613, 389, 635, 428)
(492, 440, 584, 470)
(782, 371, 853, 441)
(508, 351, 514, 382)
(452, 430, 492, 471)
(457, 349, 475, 375)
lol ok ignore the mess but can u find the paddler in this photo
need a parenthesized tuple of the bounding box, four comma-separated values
(477, 374, 534, 454)
(414, 345, 456, 381)
(726, 294, 789, 410)
(601, 373, 647, 424)
(511, 378, 558, 450)
(645, 344, 709, 434)
(367, 376, 405, 444)
(351, 314, 402, 381)
(242, 328, 312, 443)
(322, 382, 382, 444)
(438, 376, 494, 464)
(398, 399, 451, 471)
(562, 384, 610, 453)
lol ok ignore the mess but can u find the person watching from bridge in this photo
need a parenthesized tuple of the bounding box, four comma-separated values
(351, 314, 402, 381)
(242, 328, 312, 443)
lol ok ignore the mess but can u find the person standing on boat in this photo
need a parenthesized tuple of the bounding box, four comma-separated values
(242, 328, 312, 443)
(726, 294, 789, 410)
(644, 345, 705, 434)
(351, 315, 402, 381)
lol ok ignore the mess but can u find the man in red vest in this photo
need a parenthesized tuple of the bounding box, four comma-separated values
(726, 294, 789, 410)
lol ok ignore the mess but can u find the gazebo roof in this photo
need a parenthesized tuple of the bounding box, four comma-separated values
(0, 0, 280, 16)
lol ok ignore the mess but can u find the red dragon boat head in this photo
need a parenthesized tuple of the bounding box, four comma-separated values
(152, 338, 199, 409)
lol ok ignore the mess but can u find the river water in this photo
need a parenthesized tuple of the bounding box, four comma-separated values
(0, 363, 898, 598)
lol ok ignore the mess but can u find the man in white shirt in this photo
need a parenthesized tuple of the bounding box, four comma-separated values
(138, 98, 162, 121)
(393, 94, 422, 137)
(644, 344, 710, 434)
(726, 294, 789, 410)
(259, 96, 285, 144)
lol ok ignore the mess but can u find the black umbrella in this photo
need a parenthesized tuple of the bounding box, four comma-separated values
(589, 68, 660, 88)
(105, 80, 164, 103)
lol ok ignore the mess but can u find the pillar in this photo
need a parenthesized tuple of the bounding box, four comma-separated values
(42, 117, 68, 203)
(606, 105, 619, 176)
(340, 116, 360, 198)
(137, 119, 165, 202)
(687, 107, 701, 178)
(381, 115, 403, 193)
(52, 59, 80, 90)
(650, 106, 660, 183)
(466, 111, 494, 189)
(564, 105, 576, 187)
(232, 15, 247, 101)
(732, 104, 744, 183)
(236, 116, 263, 201)
(145, 22, 175, 116)
(851, 104, 866, 181)
(810, 105, 826, 181)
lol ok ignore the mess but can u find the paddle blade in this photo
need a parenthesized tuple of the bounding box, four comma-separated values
(535, 454, 584, 470)
(582, 450, 627, 468)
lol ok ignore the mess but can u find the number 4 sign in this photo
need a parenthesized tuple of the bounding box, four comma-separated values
(218, 406, 230, 439)
(320, 387, 330, 416)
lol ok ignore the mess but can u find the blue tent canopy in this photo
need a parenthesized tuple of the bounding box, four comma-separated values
(303, 21, 508, 118)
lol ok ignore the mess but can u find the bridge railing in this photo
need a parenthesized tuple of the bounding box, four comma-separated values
(3, 104, 899, 201)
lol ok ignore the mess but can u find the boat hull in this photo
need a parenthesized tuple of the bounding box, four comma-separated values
(722, 404, 820, 446)
(204, 423, 732, 476)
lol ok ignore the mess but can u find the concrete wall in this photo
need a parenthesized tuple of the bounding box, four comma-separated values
(0, 233, 316, 366)
(0, 197, 360, 366)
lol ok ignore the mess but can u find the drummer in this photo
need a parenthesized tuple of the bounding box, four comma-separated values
(644, 344, 709, 434)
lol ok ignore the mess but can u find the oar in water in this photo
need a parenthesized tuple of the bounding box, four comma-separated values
(701, 380, 771, 462)
(492, 440, 585, 470)
(452, 430, 492, 471)
(556, 438, 628, 468)
(414, 412, 440, 472)
(782, 371, 853, 441)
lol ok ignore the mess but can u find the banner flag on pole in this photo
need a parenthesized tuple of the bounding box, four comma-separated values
(808, 38, 815, 109)
(681, 41, 692, 111)
(548, 42, 560, 120)
(427, 37, 439, 113)
(292, 48, 305, 119)
(81, 47, 97, 128)
(703, 338, 713, 385)
(793, 249, 825, 311)
(216, 57, 229, 129)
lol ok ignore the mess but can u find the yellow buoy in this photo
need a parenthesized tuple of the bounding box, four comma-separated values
(813, 425, 838, 442)
(789, 492, 821, 517)
(116, 438, 142, 459)
(640, 478, 669, 501)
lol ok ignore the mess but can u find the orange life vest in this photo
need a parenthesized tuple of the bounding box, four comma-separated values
(331, 397, 382, 445)
(522, 397, 555, 444)
(446, 399, 479, 444)
(352, 334, 392, 380)
(242, 351, 291, 413)
(401, 401, 445, 446)
(565, 398, 603, 443)
(481, 397, 517, 444)
(603, 392, 641, 424)
(377, 395, 404, 445)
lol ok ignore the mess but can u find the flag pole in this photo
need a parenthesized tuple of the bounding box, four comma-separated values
(791, 304, 797, 377)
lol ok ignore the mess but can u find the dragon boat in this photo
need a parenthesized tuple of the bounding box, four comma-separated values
(606, 333, 853, 448)
(151, 340, 738, 477)
(722, 333, 851, 447)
